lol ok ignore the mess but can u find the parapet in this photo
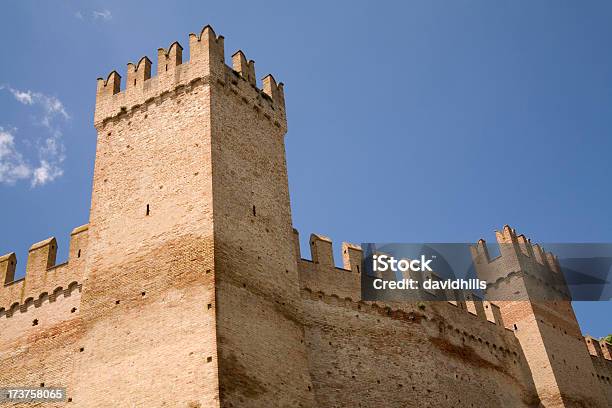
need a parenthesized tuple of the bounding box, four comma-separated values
(293, 228, 509, 342)
(294, 229, 361, 299)
(342, 242, 363, 273)
(0, 224, 88, 311)
(303, 231, 363, 274)
(470, 225, 570, 300)
(585, 335, 605, 359)
(585, 336, 612, 388)
(0, 253, 16, 285)
(94, 25, 286, 127)
(600, 340, 612, 360)
(309, 234, 335, 269)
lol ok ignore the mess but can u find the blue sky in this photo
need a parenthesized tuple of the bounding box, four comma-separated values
(0, 1, 610, 337)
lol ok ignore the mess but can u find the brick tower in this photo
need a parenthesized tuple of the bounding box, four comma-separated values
(472, 225, 609, 407)
(73, 25, 314, 407)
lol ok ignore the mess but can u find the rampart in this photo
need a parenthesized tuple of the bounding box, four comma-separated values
(294, 229, 541, 407)
(585, 335, 612, 403)
(94, 26, 286, 132)
(1, 225, 88, 316)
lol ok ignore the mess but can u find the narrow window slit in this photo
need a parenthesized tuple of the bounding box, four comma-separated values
(146, 204, 150, 216)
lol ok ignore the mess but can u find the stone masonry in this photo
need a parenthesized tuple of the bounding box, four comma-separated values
(0, 25, 610, 407)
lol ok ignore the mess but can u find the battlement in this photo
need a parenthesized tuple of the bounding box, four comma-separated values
(471, 225, 570, 300)
(585, 335, 612, 361)
(295, 229, 507, 328)
(94, 25, 286, 129)
(585, 336, 612, 388)
(294, 230, 362, 300)
(0, 224, 88, 311)
(293, 230, 364, 273)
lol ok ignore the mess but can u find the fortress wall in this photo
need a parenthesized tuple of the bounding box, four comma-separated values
(301, 290, 540, 408)
(585, 337, 612, 406)
(0, 225, 88, 310)
(296, 233, 361, 300)
(298, 259, 360, 300)
(210, 43, 314, 406)
(0, 284, 82, 407)
(0, 227, 88, 404)
(296, 231, 540, 407)
(0, 283, 81, 344)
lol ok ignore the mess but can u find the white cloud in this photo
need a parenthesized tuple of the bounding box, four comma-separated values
(31, 160, 63, 187)
(10, 89, 34, 105)
(93, 9, 112, 21)
(0, 127, 32, 184)
(0, 87, 69, 187)
(74, 11, 84, 20)
(8, 87, 69, 126)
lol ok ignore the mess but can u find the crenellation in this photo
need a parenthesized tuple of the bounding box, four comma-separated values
(157, 41, 183, 76)
(309, 233, 335, 268)
(472, 226, 571, 301)
(25, 237, 57, 287)
(586, 335, 605, 358)
(545, 251, 561, 274)
(187, 24, 225, 76)
(262, 74, 285, 109)
(531, 243, 547, 266)
(601, 341, 612, 360)
(96, 70, 121, 98)
(69, 224, 88, 262)
(516, 234, 534, 258)
(0, 225, 88, 313)
(232, 50, 256, 86)
(126, 56, 152, 90)
(483, 301, 504, 327)
(299, 230, 515, 337)
(465, 292, 487, 321)
(0, 252, 16, 284)
(292, 227, 301, 259)
(94, 25, 286, 136)
(342, 242, 362, 273)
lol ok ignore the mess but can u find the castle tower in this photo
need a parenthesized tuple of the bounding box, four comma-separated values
(72, 26, 314, 407)
(472, 226, 609, 407)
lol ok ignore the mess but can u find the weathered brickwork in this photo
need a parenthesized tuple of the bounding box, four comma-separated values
(0, 25, 610, 407)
